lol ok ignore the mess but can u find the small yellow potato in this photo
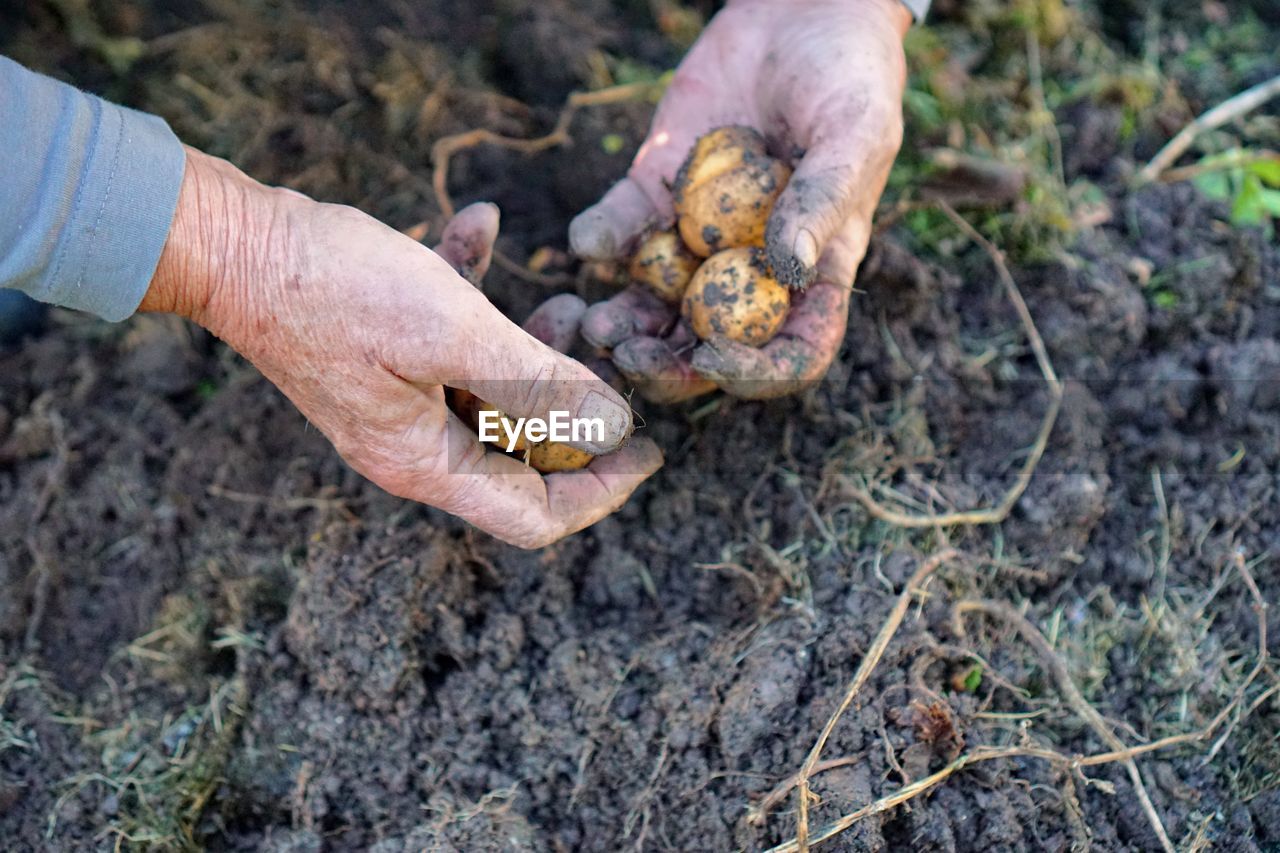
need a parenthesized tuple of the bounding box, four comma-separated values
(673, 126, 791, 257)
(450, 388, 528, 453)
(628, 230, 701, 302)
(682, 247, 790, 346)
(527, 440, 593, 473)
(449, 388, 591, 471)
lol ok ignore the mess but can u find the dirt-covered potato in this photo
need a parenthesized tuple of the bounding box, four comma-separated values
(682, 247, 790, 346)
(450, 389, 529, 453)
(448, 389, 590, 472)
(526, 441, 593, 473)
(628, 230, 701, 302)
(673, 126, 791, 257)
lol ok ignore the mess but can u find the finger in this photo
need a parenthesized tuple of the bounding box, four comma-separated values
(580, 285, 677, 349)
(435, 202, 500, 286)
(389, 264, 635, 454)
(690, 279, 852, 399)
(613, 334, 718, 404)
(568, 178, 660, 261)
(764, 99, 903, 288)
(437, 410, 663, 549)
(523, 293, 586, 353)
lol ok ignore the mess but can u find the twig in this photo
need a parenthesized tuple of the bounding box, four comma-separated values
(1025, 28, 1065, 189)
(1139, 73, 1280, 183)
(206, 484, 352, 516)
(955, 599, 1174, 852)
(489, 248, 576, 287)
(748, 755, 868, 820)
(785, 549, 957, 848)
(846, 202, 1063, 528)
(431, 79, 665, 218)
(1151, 467, 1171, 605)
(765, 745, 1055, 853)
(1158, 149, 1280, 185)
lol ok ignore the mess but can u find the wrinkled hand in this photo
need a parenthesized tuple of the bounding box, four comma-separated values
(569, 0, 910, 401)
(142, 149, 662, 549)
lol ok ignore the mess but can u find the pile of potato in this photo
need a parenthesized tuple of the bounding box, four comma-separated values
(628, 126, 793, 347)
(450, 126, 796, 474)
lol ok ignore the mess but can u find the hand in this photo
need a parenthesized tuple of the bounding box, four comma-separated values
(141, 149, 662, 549)
(569, 0, 910, 401)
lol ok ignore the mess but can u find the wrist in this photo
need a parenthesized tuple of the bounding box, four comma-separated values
(727, 0, 912, 38)
(139, 148, 286, 331)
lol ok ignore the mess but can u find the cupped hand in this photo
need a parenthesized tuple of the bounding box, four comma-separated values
(143, 149, 662, 549)
(569, 0, 911, 401)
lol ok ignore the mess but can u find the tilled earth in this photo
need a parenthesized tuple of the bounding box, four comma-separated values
(2, 1, 1279, 850)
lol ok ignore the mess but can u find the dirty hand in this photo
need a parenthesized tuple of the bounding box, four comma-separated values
(569, 0, 910, 401)
(140, 148, 662, 549)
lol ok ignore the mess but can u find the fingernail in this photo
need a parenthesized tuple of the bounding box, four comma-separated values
(793, 228, 819, 270)
(575, 389, 633, 452)
(569, 210, 616, 260)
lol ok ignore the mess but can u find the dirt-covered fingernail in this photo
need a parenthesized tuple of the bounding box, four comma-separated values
(766, 217, 817, 289)
(793, 227, 818, 269)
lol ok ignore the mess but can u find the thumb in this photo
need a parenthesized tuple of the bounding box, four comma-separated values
(418, 281, 634, 455)
(765, 105, 903, 288)
(569, 177, 660, 261)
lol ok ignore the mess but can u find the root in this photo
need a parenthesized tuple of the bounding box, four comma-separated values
(844, 201, 1063, 529)
(777, 548, 957, 848)
(1139, 73, 1280, 183)
(431, 79, 665, 219)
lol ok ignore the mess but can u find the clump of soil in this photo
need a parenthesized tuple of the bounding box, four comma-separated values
(3, 1, 1279, 850)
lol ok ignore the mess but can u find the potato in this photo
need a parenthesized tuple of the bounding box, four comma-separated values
(448, 388, 528, 453)
(527, 440, 593, 473)
(448, 388, 591, 472)
(628, 230, 700, 302)
(682, 247, 789, 346)
(673, 126, 791, 257)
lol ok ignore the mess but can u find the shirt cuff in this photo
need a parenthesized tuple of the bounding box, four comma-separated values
(0, 56, 186, 322)
(900, 0, 929, 22)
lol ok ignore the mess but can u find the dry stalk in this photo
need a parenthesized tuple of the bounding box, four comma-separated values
(784, 548, 957, 848)
(431, 80, 664, 220)
(1139, 73, 1280, 183)
(846, 201, 1063, 528)
(955, 599, 1174, 853)
(756, 555, 1269, 852)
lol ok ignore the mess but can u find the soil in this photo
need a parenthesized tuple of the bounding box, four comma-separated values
(2, 1, 1279, 851)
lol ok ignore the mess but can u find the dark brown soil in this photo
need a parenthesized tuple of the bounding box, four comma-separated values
(3, 1, 1279, 851)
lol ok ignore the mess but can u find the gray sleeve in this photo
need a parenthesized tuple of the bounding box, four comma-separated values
(901, 0, 929, 21)
(0, 55, 186, 322)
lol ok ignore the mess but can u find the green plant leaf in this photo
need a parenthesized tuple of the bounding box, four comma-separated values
(600, 134, 625, 155)
(904, 87, 943, 131)
(1231, 173, 1268, 226)
(1248, 157, 1280, 188)
(962, 665, 982, 692)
